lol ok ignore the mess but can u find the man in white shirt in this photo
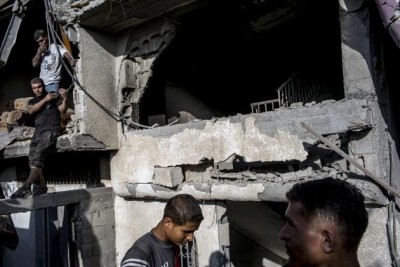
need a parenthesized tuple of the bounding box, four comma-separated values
(32, 29, 76, 93)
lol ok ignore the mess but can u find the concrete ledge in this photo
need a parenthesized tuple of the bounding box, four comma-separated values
(0, 187, 112, 215)
(124, 177, 388, 206)
(3, 133, 108, 158)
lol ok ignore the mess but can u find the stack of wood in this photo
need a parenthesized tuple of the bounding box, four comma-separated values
(0, 97, 32, 132)
(0, 97, 74, 133)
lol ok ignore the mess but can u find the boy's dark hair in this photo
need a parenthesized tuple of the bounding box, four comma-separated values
(286, 178, 368, 249)
(30, 77, 44, 85)
(164, 194, 204, 225)
(33, 29, 47, 41)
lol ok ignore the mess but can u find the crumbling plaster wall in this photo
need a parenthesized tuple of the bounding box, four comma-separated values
(340, 0, 376, 99)
(340, 1, 399, 266)
(74, 20, 176, 148)
(339, 0, 395, 185)
(110, 97, 393, 266)
(359, 206, 399, 267)
(117, 20, 177, 128)
(73, 27, 121, 148)
(110, 99, 374, 198)
(110, 92, 391, 265)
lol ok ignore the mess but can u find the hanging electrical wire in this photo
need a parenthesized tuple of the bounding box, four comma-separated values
(387, 196, 400, 267)
(43, 0, 157, 130)
(387, 137, 400, 267)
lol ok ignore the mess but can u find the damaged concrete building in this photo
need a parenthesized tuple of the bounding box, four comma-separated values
(1, 0, 400, 266)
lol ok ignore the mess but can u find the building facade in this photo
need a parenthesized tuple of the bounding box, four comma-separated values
(1, 0, 400, 266)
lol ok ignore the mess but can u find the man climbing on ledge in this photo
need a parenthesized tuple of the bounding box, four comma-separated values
(32, 29, 76, 93)
(10, 77, 68, 199)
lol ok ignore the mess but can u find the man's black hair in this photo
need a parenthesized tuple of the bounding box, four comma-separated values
(33, 29, 47, 41)
(286, 178, 368, 249)
(30, 77, 44, 85)
(164, 194, 204, 225)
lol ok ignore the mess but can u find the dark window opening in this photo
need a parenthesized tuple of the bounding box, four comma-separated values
(139, 0, 344, 126)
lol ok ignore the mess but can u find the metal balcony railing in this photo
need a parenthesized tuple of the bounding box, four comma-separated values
(251, 72, 328, 113)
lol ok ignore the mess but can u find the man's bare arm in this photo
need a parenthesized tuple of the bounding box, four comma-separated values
(58, 88, 68, 114)
(32, 45, 47, 67)
(28, 93, 56, 115)
(64, 51, 76, 68)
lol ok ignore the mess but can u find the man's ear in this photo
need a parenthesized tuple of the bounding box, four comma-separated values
(163, 216, 174, 228)
(321, 229, 335, 253)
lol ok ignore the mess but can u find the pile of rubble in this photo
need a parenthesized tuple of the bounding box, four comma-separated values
(0, 97, 33, 132)
(0, 97, 73, 134)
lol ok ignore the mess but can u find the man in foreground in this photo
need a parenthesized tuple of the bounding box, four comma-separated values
(279, 178, 368, 267)
(10, 77, 68, 198)
(121, 194, 204, 267)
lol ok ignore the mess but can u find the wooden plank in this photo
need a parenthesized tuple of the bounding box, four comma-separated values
(0, 187, 112, 215)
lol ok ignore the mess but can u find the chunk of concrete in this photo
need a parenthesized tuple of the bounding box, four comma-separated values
(153, 167, 184, 187)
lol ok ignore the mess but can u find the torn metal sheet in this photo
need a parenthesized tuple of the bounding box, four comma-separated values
(0, 0, 30, 68)
(375, 0, 400, 47)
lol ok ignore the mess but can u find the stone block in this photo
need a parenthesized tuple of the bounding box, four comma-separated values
(153, 167, 184, 187)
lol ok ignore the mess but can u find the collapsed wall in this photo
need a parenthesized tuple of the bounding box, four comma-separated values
(49, 0, 400, 266)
